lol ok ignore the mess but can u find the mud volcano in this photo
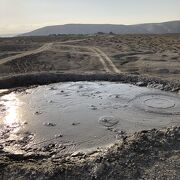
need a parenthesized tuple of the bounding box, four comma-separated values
(132, 94, 180, 115)
(0, 82, 179, 155)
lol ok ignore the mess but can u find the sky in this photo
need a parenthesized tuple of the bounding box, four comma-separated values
(0, 0, 180, 35)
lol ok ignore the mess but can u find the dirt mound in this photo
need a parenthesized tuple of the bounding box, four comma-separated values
(0, 126, 179, 179)
(0, 72, 179, 93)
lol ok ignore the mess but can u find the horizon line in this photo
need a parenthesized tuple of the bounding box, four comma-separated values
(1, 19, 180, 37)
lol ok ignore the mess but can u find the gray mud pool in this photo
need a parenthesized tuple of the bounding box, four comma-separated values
(0, 82, 180, 154)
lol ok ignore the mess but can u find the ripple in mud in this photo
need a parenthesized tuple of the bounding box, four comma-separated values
(144, 98, 175, 109)
(99, 116, 119, 127)
(132, 93, 180, 115)
(0, 82, 180, 155)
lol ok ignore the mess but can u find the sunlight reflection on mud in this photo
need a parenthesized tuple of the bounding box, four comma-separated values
(1, 93, 22, 127)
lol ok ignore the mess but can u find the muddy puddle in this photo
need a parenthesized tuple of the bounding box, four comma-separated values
(0, 82, 180, 155)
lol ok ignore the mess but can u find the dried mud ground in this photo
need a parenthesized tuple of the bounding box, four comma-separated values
(0, 127, 179, 180)
(0, 34, 180, 81)
(0, 34, 180, 179)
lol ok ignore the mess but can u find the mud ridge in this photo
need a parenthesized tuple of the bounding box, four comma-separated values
(0, 72, 179, 92)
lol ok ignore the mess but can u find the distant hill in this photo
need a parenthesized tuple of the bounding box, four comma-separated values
(21, 21, 180, 36)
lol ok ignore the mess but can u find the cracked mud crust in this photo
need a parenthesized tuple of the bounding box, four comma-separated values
(0, 126, 179, 180)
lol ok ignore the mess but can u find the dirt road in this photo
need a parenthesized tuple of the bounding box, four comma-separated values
(0, 39, 88, 65)
(52, 43, 121, 73)
(0, 39, 121, 74)
(89, 47, 112, 73)
(91, 47, 121, 73)
(0, 43, 53, 65)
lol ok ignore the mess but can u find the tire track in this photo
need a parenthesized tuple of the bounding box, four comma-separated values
(0, 39, 89, 65)
(92, 47, 121, 74)
(0, 43, 53, 65)
(0, 38, 120, 74)
(55, 44, 120, 73)
(89, 47, 111, 73)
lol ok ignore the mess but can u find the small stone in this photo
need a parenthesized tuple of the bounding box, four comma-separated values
(136, 82, 146, 87)
(107, 127, 113, 131)
(55, 134, 63, 138)
(72, 122, 80, 126)
(51, 155, 56, 159)
(118, 130, 126, 135)
(71, 151, 84, 157)
(43, 122, 56, 127)
(115, 95, 119, 98)
(58, 144, 64, 148)
(86, 150, 99, 156)
(91, 107, 97, 110)
(172, 87, 180, 92)
(113, 129, 118, 132)
(48, 100, 54, 103)
(90, 105, 97, 110)
(50, 87, 57, 90)
(155, 84, 164, 89)
(35, 111, 42, 115)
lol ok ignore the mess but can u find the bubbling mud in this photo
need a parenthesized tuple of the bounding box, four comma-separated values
(0, 82, 179, 155)
(144, 98, 175, 109)
(99, 116, 119, 127)
(132, 93, 180, 115)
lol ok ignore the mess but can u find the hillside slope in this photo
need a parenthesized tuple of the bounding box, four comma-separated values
(21, 21, 180, 36)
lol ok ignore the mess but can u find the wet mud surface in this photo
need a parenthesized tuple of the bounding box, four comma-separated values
(0, 126, 179, 180)
(0, 82, 179, 157)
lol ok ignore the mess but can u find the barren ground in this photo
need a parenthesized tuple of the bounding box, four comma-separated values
(0, 34, 180, 180)
(0, 34, 180, 81)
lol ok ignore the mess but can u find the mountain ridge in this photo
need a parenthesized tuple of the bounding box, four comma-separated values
(21, 20, 180, 36)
